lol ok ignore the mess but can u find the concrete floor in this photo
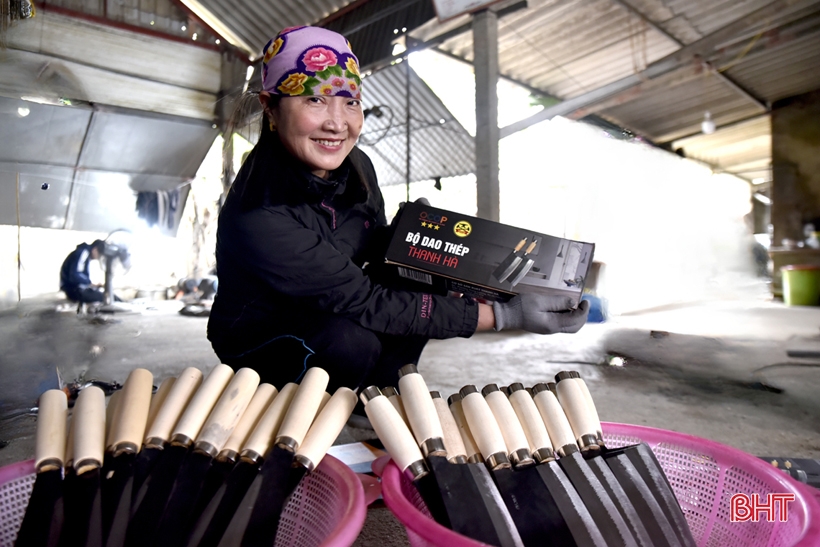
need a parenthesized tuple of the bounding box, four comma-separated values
(1, 284, 819, 545)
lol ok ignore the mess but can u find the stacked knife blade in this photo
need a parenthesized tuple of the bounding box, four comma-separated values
(17, 365, 358, 547)
(362, 366, 697, 547)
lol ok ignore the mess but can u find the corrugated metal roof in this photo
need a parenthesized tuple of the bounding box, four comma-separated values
(358, 61, 474, 186)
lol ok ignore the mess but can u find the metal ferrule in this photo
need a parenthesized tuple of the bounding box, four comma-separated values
(275, 436, 298, 452)
(555, 371, 574, 382)
(510, 448, 535, 468)
(558, 444, 579, 458)
(597, 433, 605, 446)
(450, 455, 468, 464)
(405, 459, 428, 481)
(359, 386, 382, 404)
(75, 458, 101, 476)
(467, 454, 484, 464)
(397, 364, 418, 378)
(429, 390, 442, 399)
(239, 449, 263, 466)
(145, 436, 166, 450)
(447, 393, 462, 406)
(194, 440, 219, 459)
(37, 457, 63, 473)
(579, 434, 601, 452)
(531, 383, 550, 396)
(459, 385, 478, 398)
(525, 387, 533, 396)
(507, 382, 525, 394)
(170, 433, 194, 448)
(293, 454, 315, 472)
(481, 383, 500, 397)
(216, 449, 239, 465)
(381, 386, 399, 397)
(533, 447, 556, 463)
(421, 437, 447, 458)
(112, 441, 139, 458)
(568, 371, 581, 379)
(547, 382, 557, 395)
(485, 452, 511, 470)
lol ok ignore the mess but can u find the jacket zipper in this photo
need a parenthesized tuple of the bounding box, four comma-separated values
(320, 201, 337, 230)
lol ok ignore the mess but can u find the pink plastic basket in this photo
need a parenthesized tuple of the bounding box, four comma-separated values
(380, 422, 820, 547)
(0, 455, 365, 547)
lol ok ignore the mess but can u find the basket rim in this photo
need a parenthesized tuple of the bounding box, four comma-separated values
(381, 422, 820, 547)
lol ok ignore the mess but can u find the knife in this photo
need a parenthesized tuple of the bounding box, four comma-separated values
(126, 364, 234, 547)
(58, 385, 106, 547)
(240, 367, 330, 547)
(382, 386, 408, 425)
(15, 389, 68, 547)
(187, 382, 298, 547)
(462, 383, 576, 547)
(554, 374, 653, 546)
(506, 383, 608, 547)
(532, 382, 638, 547)
(446, 393, 482, 464)
(145, 377, 176, 437)
(131, 368, 203, 498)
(153, 367, 260, 547)
(508, 240, 538, 287)
(493, 238, 528, 282)
(557, 372, 692, 547)
(100, 368, 153, 543)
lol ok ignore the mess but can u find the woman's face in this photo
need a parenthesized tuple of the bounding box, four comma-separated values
(265, 93, 364, 179)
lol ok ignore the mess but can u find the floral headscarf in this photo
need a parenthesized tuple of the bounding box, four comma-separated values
(261, 26, 362, 100)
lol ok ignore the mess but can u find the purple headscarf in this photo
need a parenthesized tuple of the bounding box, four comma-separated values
(261, 26, 362, 100)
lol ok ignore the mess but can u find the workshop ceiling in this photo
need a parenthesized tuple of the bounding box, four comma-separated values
(197, 0, 820, 186)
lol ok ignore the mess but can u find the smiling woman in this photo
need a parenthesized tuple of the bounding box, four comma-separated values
(206, 26, 587, 406)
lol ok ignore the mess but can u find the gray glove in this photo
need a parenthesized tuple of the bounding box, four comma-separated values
(492, 294, 590, 334)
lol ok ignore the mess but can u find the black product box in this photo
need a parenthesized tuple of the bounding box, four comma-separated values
(384, 202, 595, 305)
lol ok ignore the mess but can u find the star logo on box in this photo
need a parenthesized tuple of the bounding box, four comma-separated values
(453, 221, 472, 238)
(420, 222, 440, 230)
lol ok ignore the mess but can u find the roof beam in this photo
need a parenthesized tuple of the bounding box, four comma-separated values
(499, 0, 813, 138)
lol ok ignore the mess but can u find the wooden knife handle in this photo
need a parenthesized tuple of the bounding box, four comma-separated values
(555, 374, 599, 451)
(397, 365, 445, 456)
(145, 376, 175, 435)
(507, 384, 554, 461)
(172, 364, 233, 445)
(382, 387, 408, 425)
(573, 376, 603, 442)
(145, 367, 203, 445)
(447, 395, 481, 462)
(219, 383, 277, 460)
(196, 368, 260, 457)
(73, 386, 106, 475)
(482, 384, 532, 466)
(35, 389, 68, 472)
(105, 390, 121, 451)
(275, 367, 329, 451)
(108, 368, 153, 455)
(532, 384, 577, 456)
(361, 387, 425, 477)
(459, 385, 510, 469)
(430, 392, 466, 462)
(242, 383, 298, 461)
(316, 391, 332, 416)
(296, 387, 358, 471)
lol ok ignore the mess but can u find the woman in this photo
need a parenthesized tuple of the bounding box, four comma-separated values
(207, 26, 589, 396)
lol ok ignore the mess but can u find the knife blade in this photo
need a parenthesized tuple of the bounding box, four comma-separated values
(154, 367, 261, 547)
(532, 382, 638, 547)
(240, 367, 330, 547)
(126, 364, 234, 547)
(493, 238, 528, 282)
(15, 389, 68, 547)
(554, 374, 653, 546)
(508, 240, 538, 287)
(100, 368, 153, 544)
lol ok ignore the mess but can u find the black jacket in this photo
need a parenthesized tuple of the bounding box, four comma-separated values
(60, 243, 94, 292)
(207, 133, 478, 357)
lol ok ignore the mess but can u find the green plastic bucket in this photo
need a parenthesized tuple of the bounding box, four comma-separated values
(781, 264, 820, 306)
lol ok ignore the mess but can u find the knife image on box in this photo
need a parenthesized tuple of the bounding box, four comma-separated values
(532, 382, 638, 547)
(508, 240, 539, 287)
(493, 238, 528, 282)
(461, 383, 576, 547)
(554, 373, 653, 547)
(560, 372, 695, 547)
(16, 389, 68, 547)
